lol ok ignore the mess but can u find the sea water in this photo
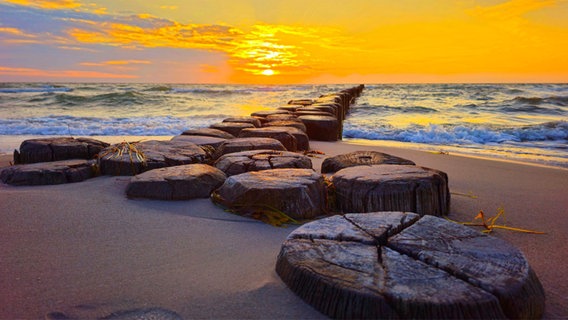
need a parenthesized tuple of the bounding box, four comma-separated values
(0, 83, 566, 168)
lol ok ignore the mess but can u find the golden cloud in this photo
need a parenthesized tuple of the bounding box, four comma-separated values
(66, 18, 347, 77)
(3, 0, 81, 9)
(0, 65, 137, 78)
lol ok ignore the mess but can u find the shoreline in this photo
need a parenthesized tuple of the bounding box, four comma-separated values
(1, 138, 567, 318)
(2, 134, 566, 171)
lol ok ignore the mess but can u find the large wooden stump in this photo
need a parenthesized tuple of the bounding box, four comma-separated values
(0, 159, 96, 186)
(181, 128, 235, 139)
(222, 116, 262, 128)
(263, 120, 307, 133)
(214, 149, 312, 176)
(331, 165, 449, 216)
(14, 137, 109, 164)
(298, 115, 340, 141)
(211, 168, 327, 220)
(276, 212, 545, 319)
(239, 127, 297, 151)
(210, 122, 255, 137)
(98, 140, 210, 176)
(170, 135, 226, 149)
(126, 164, 226, 200)
(213, 137, 286, 159)
(321, 151, 416, 173)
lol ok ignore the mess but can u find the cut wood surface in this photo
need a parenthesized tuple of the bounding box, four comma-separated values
(98, 140, 210, 176)
(332, 164, 450, 216)
(126, 164, 226, 200)
(209, 122, 256, 137)
(276, 212, 545, 319)
(181, 128, 236, 139)
(14, 137, 109, 164)
(213, 138, 286, 159)
(170, 135, 226, 149)
(0, 159, 96, 186)
(222, 117, 262, 128)
(212, 168, 327, 220)
(321, 150, 416, 173)
(239, 127, 298, 152)
(214, 149, 312, 176)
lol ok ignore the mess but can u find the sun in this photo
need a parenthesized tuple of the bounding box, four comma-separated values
(261, 69, 275, 76)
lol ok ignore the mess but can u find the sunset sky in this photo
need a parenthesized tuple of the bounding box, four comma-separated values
(1, 0, 567, 84)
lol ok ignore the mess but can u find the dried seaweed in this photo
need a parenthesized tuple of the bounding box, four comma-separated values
(448, 207, 546, 234)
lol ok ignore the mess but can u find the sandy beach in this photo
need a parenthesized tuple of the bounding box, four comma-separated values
(1, 139, 567, 319)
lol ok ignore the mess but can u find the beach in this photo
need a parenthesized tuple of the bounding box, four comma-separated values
(1, 139, 567, 319)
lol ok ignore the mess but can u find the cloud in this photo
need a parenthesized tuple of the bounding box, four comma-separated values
(3, 0, 81, 10)
(469, 0, 559, 20)
(80, 59, 151, 66)
(0, 65, 138, 78)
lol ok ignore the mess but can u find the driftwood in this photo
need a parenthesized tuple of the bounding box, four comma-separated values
(212, 168, 327, 220)
(0, 159, 96, 186)
(14, 137, 109, 164)
(126, 164, 226, 200)
(214, 149, 312, 176)
(213, 138, 286, 159)
(181, 128, 235, 139)
(209, 122, 256, 137)
(331, 165, 449, 216)
(276, 212, 545, 319)
(321, 150, 416, 173)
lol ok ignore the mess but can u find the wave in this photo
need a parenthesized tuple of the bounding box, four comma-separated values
(0, 85, 72, 93)
(343, 121, 568, 145)
(0, 115, 227, 136)
(353, 104, 438, 114)
(53, 91, 153, 106)
(509, 96, 568, 106)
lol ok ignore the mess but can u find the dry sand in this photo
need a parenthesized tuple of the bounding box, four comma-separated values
(1, 140, 567, 319)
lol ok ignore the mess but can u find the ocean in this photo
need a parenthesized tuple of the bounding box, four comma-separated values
(0, 83, 567, 168)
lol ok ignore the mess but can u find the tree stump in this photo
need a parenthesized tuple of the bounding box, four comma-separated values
(250, 110, 291, 118)
(222, 116, 262, 128)
(239, 127, 299, 151)
(98, 140, 210, 176)
(214, 149, 312, 176)
(298, 115, 340, 141)
(0, 159, 96, 186)
(209, 122, 256, 137)
(213, 138, 286, 159)
(264, 120, 307, 133)
(212, 168, 327, 220)
(287, 99, 314, 106)
(14, 137, 109, 164)
(331, 165, 449, 216)
(294, 110, 335, 117)
(321, 151, 416, 173)
(276, 212, 545, 319)
(170, 135, 226, 149)
(297, 105, 337, 116)
(126, 164, 226, 200)
(181, 128, 235, 139)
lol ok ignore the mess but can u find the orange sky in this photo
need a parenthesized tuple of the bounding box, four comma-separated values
(0, 0, 567, 83)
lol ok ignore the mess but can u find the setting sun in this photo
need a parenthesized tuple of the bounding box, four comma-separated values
(261, 69, 275, 76)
